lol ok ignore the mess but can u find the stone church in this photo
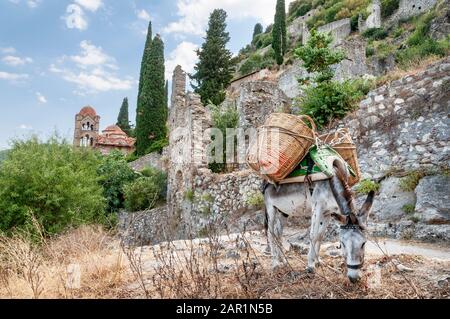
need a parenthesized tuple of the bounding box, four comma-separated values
(73, 106, 135, 155)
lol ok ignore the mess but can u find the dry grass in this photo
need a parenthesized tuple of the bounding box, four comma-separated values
(0, 225, 132, 299)
(0, 223, 448, 299)
(375, 55, 441, 87)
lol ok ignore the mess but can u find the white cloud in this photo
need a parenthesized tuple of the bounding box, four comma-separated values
(2, 55, 33, 66)
(74, 0, 103, 12)
(7, 0, 41, 8)
(27, 0, 41, 8)
(0, 47, 16, 54)
(164, 0, 295, 36)
(137, 9, 151, 21)
(165, 41, 198, 80)
(50, 41, 133, 93)
(0, 71, 29, 81)
(64, 4, 88, 30)
(36, 92, 47, 104)
(18, 124, 33, 130)
(70, 40, 114, 68)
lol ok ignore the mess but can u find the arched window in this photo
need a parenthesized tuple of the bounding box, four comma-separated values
(91, 124, 94, 131)
(80, 138, 83, 147)
(82, 123, 86, 130)
(90, 137, 94, 146)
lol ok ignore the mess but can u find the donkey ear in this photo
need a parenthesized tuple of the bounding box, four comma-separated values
(358, 190, 375, 225)
(331, 212, 347, 224)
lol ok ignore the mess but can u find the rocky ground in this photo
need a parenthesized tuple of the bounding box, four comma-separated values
(118, 227, 450, 299)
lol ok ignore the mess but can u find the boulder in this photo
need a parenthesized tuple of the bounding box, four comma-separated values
(415, 175, 450, 225)
(369, 177, 416, 222)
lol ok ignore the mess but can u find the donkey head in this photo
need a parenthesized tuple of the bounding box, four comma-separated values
(332, 191, 374, 282)
(329, 162, 375, 282)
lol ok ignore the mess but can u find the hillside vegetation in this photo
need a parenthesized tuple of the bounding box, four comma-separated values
(234, 0, 449, 78)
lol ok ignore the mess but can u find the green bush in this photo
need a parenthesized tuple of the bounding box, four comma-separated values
(402, 204, 415, 214)
(294, 30, 369, 127)
(239, 48, 277, 76)
(298, 80, 366, 127)
(399, 171, 424, 192)
(97, 150, 137, 213)
(184, 189, 194, 202)
(245, 192, 265, 209)
(125, 151, 139, 163)
(208, 101, 239, 173)
(366, 45, 375, 57)
(393, 6, 450, 69)
(393, 27, 405, 38)
(355, 179, 380, 194)
(396, 37, 449, 69)
(362, 28, 388, 41)
(381, 0, 400, 18)
(253, 32, 272, 49)
(145, 136, 169, 155)
(289, 2, 313, 20)
(0, 136, 106, 234)
(123, 167, 167, 212)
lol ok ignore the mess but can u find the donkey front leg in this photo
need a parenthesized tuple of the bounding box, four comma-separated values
(307, 203, 330, 272)
(266, 204, 287, 269)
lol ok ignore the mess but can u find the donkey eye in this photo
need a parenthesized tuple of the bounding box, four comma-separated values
(361, 242, 366, 248)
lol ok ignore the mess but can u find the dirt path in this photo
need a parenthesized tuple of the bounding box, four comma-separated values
(365, 239, 450, 260)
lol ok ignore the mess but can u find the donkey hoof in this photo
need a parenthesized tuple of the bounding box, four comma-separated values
(263, 246, 271, 256)
(306, 266, 315, 274)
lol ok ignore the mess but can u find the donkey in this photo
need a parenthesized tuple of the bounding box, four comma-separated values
(263, 160, 375, 283)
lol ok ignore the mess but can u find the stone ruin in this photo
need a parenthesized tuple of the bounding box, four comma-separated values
(302, 18, 351, 46)
(163, 66, 292, 234)
(358, 0, 382, 32)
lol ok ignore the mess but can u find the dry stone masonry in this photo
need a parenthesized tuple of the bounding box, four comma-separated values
(333, 57, 450, 179)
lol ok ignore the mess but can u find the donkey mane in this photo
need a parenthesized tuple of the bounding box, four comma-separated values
(328, 160, 356, 216)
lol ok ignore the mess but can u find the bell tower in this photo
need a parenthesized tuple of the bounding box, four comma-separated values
(73, 106, 100, 148)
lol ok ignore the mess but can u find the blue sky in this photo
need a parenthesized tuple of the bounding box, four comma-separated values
(0, 0, 291, 150)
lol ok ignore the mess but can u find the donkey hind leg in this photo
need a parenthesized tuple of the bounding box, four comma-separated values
(307, 202, 330, 273)
(266, 204, 287, 269)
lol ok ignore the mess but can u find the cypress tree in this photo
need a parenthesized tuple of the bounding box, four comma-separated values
(116, 97, 131, 135)
(164, 80, 169, 118)
(272, 0, 287, 65)
(252, 23, 263, 39)
(190, 9, 234, 106)
(135, 34, 166, 155)
(138, 22, 152, 95)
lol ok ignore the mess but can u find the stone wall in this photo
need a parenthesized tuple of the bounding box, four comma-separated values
(287, 9, 316, 43)
(278, 35, 370, 98)
(128, 151, 167, 172)
(167, 65, 212, 218)
(397, 0, 438, 20)
(304, 18, 351, 46)
(236, 81, 291, 130)
(358, 0, 382, 32)
(187, 169, 262, 229)
(384, 0, 438, 26)
(332, 57, 450, 179)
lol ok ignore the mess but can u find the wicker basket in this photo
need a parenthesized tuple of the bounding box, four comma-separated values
(319, 128, 361, 186)
(246, 113, 316, 183)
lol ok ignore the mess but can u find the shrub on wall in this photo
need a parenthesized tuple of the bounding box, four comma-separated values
(97, 150, 137, 213)
(123, 167, 167, 212)
(294, 30, 372, 127)
(381, 0, 400, 18)
(208, 101, 239, 173)
(362, 27, 389, 41)
(396, 8, 450, 69)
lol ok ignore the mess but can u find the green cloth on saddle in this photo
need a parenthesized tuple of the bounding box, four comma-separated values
(286, 145, 356, 179)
